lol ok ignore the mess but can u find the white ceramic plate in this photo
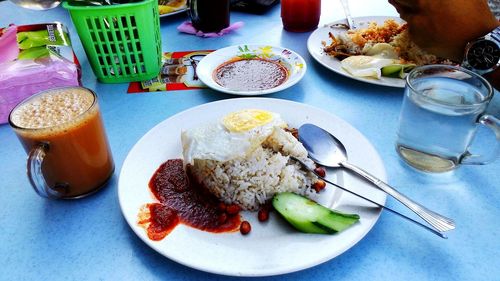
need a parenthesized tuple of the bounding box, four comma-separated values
(307, 16, 406, 88)
(118, 98, 387, 277)
(158, 2, 187, 18)
(196, 45, 307, 95)
(159, 8, 187, 17)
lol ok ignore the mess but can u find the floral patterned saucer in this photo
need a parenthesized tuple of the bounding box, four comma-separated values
(196, 44, 306, 96)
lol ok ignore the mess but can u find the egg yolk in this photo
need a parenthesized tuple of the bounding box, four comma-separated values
(223, 109, 274, 132)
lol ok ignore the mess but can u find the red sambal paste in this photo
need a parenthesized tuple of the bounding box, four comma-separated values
(138, 159, 241, 241)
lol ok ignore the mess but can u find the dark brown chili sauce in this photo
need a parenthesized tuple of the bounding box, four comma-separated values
(213, 58, 288, 91)
(139, 159, 241, 241)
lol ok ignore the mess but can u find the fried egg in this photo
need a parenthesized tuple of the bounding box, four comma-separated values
(363, 43, 399, 59)
(181, 109, 287, 164)
(341, 55, 396, 79)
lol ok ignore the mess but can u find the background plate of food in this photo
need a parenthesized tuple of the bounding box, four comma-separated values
(196, 44, 307, 96)
(159, 0, 187, 17)
(307, 16, 450, 88)
(118, 98, 387, 276)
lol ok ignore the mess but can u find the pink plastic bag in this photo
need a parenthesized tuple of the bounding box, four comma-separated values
(0, 23, 81, 124)
(177, 21, 244, 38)
(0, 25, 19, 64)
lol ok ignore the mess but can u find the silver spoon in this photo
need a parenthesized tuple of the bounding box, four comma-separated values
(298, 123, 456, 233)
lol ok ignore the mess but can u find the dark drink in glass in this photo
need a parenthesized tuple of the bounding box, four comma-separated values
(189, 0, 230, 32)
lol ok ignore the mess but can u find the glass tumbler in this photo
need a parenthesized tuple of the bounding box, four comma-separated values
(281, 0, 321, 32)
(396, 64, 500, 172)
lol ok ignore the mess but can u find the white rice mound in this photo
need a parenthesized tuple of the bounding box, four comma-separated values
(189, 127, 318, 211)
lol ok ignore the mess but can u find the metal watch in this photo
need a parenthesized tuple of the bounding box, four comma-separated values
(462, 26, 500, 75)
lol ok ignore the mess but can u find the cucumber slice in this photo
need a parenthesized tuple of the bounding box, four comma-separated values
(272, 192, 360, 234)
(381, 64, 403, 77)
(381, 64, 416, 78)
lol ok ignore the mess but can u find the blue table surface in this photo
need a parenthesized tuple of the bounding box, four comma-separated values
(1, 1, 499, 280)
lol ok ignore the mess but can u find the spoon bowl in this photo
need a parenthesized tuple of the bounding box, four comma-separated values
(298, 123, 347, 168)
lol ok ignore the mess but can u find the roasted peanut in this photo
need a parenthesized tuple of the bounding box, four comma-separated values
(218, 213, 228, 224)
(226, 204, 241, 215)
(258, 208, 269, 222)
(240, 221, 251, 235)
(314, 167, 326, 177)
(313, 179, 326, 192)
(217, 202, 227, 212)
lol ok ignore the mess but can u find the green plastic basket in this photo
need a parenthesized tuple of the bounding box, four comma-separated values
(63, 0, 162, 83)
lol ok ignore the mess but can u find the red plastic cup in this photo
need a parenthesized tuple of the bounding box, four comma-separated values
(281, 0, 321, 32)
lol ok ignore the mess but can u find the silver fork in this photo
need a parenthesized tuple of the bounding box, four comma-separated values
(290, 156, 451, 238)
(340, 162, 456, 233)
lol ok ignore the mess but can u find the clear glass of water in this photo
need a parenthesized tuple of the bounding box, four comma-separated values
(396, 64, 500, 172)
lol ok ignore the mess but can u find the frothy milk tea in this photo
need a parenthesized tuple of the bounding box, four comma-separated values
(10, 87, 114, 198)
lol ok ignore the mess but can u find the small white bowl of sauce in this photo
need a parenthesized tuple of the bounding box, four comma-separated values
(197, 44, 307, 95)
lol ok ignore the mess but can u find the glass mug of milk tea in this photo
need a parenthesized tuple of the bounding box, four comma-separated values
(9, 87, 114, 198)
(396, 65, 500, 173)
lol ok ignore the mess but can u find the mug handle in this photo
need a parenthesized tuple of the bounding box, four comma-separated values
(27, 143, 66, 198)
(461, 114, 500, 165)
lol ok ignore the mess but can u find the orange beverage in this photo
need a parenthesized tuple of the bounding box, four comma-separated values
(9, 87, 114, 199)
(281, 0, 321, 32)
